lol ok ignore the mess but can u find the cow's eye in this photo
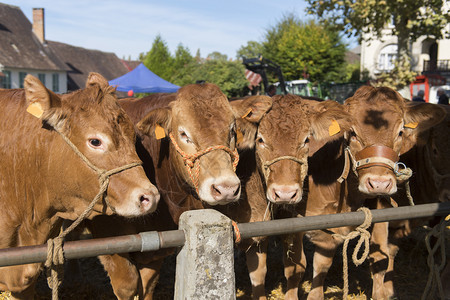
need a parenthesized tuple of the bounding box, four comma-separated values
(398, 130, 403, 137)
(180, 131, 192, 144)
(89, 139, 102, 147)
(257, 137, 265, 145)
(304, 137, 309, 144)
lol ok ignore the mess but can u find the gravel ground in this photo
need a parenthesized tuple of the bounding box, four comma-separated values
(1, 225, 448, 300)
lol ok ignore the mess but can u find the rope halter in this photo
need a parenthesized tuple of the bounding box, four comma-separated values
(168, 132, 239, 194)
(262, 155, 307, 183)
(46, 128, 142, 300)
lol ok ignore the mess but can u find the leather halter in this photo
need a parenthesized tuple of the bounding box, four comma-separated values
(344, 144, 412, 180)
(354, 144, 399, 172)
(168, 132, 239, 194)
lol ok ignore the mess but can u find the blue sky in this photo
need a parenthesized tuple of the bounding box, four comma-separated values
(5, 0, 357, 60)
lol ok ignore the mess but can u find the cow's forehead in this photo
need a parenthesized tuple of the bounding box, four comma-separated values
(171, 85, 235, 141)
(62, 86, 135, 140)
(259, 97, 310, 140)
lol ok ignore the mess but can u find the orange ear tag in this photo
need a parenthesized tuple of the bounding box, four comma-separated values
(241, 108, 252, 119)
(154, 124, 166, 140)
(236, 128, 244, 145)
(404, 122, 418, 129)
(26, 102, 44, 119)
(328, 119, 340, 136)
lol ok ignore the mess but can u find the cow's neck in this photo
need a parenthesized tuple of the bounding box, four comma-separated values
(403, 144, 438, 205)
(152, 138, 205, 224)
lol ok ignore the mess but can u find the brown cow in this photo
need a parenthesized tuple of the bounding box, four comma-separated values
(387, 104, 450, 297)
(303, 86, 446, 299)
(215, 94, 353, 299)
(0, 74, 159, 299)
(86, 84, 273, 299)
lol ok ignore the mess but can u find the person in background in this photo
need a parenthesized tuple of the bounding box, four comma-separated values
(437, 88, 449, 105)
(412, 90, 425, 102)
(266, 84, 276, 97)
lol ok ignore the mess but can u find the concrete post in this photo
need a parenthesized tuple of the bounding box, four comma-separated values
(174, 209, 235, 300)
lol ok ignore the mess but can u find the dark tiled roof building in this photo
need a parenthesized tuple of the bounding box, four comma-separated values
(0, 3, 130, 92)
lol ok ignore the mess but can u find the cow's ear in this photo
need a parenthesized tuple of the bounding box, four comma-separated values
(400, 102, 446, 153)
(137, 107, 172, 139)
(24, 74, 63, 127)
(230, 96, 272, 150)
(86, 72, 109, 89)
(309, 100, 353, 141)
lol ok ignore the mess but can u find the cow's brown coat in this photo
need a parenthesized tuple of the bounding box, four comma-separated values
(303, 86, 446, 300)
(0, 73, 159, 299)
(214, 94, 353, 299)
(87, 84, 272, 299)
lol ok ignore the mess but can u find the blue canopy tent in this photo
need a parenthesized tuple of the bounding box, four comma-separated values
(109, 63, 180, 93)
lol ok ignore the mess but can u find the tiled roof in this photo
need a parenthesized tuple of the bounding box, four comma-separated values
(47, 41, 129, 91)
(121, 60, 141, 71)
(0, 3, 67, 71)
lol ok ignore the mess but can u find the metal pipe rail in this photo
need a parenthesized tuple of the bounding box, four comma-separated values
(0, 202, 449, 267)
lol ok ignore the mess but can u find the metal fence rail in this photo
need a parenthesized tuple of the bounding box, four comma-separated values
(1, 202, 449, 268)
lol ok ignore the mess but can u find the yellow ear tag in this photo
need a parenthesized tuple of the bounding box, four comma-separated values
(328, 119, 341, 136)
(26, 102, 44, 119)
(154, 124, 166, 140)
(236, 128, 244, 145)
(241, 108, 252, 119)
(404, 122, 418, 129)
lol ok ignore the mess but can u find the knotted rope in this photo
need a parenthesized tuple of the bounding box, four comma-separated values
(333, 207, 372, 299)
(168, 132, 239, 193)
(45, 129, 142, 300)
(421, 218, 449, 300)
(262, 156, 306, 183)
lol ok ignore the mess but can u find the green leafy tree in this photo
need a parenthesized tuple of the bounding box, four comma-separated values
(306, 0, 450, 75)
(191, 57, 248, 97)
(207, 52, 228, 61)
(236, 41, 264, 59)
(261, 15, 347, 82)
(141, 35, 174, 80)
(170, 44, 196, 86)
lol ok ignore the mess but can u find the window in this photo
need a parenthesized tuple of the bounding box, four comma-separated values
(52, 73, 59, 92)
(0, 70, 11, 89)
(19, 72, 27, 88)
(38, 73, 46, 86)
(378, 44, 398, 71)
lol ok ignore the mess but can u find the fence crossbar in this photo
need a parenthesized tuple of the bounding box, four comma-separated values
(0, 202, 449, 267)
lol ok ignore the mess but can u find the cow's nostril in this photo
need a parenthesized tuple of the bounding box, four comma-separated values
(291, 191, 297, 200)
(140, 195, 150, 204)
(233, 183, 241, 196)
(211, 184, 222, 196)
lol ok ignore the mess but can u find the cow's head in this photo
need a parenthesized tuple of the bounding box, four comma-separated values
(137, 83, 271, 205)
(233, 94, 352, 204)
(345, 86, 446, 196)
(24, 73, 160, 218)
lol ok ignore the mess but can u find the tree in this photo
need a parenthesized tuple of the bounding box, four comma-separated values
(190, 58, 248, 97)
(261, 15, 347, 82)
(207, 52, 228, 61)
(236, 41, 264, 59)
(141, 35, 174, 80)
(306, 0, 450, 61)
(170, 44, 196, 86)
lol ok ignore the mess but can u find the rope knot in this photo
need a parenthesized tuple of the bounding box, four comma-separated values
(184, 158, 196, 168)
(333, 206, 372, 299)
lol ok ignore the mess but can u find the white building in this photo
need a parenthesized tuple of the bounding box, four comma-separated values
(360, 6, 450, 87)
